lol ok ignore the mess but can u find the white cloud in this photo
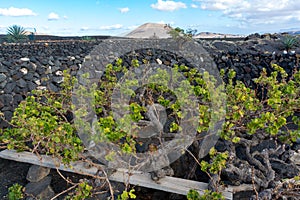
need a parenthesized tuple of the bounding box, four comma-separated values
(0, 7, 36, 17)
(151, 0, 187, 11)
(63, 15, 68, 19)
(119, 7, 129, 13)
(127, 25, 139, 30)
(191, 4, 199, 8)
(48, 12, 59, 20)
(157, 20, 175, 25)
(99, 24, 123, 30)
(197, 0, 300, 25)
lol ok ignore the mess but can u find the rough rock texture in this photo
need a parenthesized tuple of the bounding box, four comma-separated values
(26, 165, 50, 182)
(199, 38, 300, 88)
(24, 176, 55, 200)
(0, 41, 99, 128)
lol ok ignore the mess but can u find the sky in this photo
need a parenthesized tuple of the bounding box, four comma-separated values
(0, 0, 299, 36)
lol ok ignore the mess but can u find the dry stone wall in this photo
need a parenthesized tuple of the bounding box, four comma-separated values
(0, 39, 299, 128)
(0, 41, 99, 128)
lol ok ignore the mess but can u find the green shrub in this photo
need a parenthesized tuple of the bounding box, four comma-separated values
(118, 189, 136, 200)
(8, 183, 23, 200)
(0, 71, 84, 164)
(282, 35, 298, 51)
(187, 189, 225, 200)
(6, 25, 27, 42)
(221, 64, 300, 143)
(66, 181, 93, 200)
(1, 53, 299, 199)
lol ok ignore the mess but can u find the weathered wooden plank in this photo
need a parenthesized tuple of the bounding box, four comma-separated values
(0, 149, 233, 199)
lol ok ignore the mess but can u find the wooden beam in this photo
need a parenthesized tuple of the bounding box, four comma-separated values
(0, 149, 233, 199)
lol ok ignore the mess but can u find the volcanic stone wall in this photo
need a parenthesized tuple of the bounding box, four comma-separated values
(0, 41, 99, 128)
(0, 39, 299, 128)
(199, 39, 300, 87)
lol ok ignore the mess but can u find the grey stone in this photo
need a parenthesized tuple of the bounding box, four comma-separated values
(0, 100, 3, 109)
(36, 186, 55, 200)
(3, 111, 12, 121)
(28, 62, 37, 71)
(51, 65, 61, 73)
(48, 82, 59, 92)
(27, 165, 51, 182)
(23, 73, 34, 81)
(0, 73, 7, 82)
(27, 81, 37, 91)
(16, 78, 27, 88)
(4, 82, 16, 93)
(0, 80, 7, 89)
(13, 94, 24, 106)
(0, 94, 13, 105)
(0, 64, 8, 73)
(290, 152, 300, 165)
(25, 176, 54, 200)
(48, 60, 54, 66)
(52, 76, 64, 84)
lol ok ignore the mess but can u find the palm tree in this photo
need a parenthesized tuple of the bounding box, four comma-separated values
(6, 25, 27, 42)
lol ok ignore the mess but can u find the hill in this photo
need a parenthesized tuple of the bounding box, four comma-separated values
(125, 23, 172, 39)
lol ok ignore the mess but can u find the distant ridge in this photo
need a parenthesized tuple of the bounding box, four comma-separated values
(287, 30, 300, 35)
(194, 32, 243, 39)
(125, 23, 172, 38)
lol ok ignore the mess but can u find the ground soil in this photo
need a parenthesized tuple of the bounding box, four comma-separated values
(0, 157, 254, 200)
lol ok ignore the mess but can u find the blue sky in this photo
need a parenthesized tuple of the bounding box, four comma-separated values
(0, 0, 299, 36)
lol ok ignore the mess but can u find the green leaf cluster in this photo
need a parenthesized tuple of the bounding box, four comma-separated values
(282, 35, 299, 51)
(0, 70, 84, 164)
(8, 183, 24, 200)
(220, 64, 300, 143)
(6, 25, 27, 43)
(187, 189, 225, 200)
(200, 148, 228, 175)
(118, 189, 136, 200)
(66, 181, 93, 200)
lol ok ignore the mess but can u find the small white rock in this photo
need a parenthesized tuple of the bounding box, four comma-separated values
(30, 63, 37, 70)
(283, 50, 288, 54)
(84, 55, 91, 61)
(156, 58, 162, 65)
(45, 66, 52, 74)
(37, 86, 47, 90)
(20, 57, 30, 62)
(20, 68, 28, 75)
(55, 71, 63, 76)
(35, 80, 41, 85)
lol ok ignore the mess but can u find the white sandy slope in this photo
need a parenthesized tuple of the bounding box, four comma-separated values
(125, 23, 172, 39)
